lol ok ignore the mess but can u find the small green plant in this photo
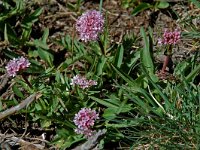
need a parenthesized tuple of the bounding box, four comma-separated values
(129, 1, 170, 16)
(67, 0, 83, 12)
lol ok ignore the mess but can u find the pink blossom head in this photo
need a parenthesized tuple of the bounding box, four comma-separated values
(73, 108, 99, 137)
(74, 128, 95, 138)
(6, 56, 30, 77)
(76, 10, 104, 42)
(158, 29, 181, 45)
(70, 75, 97, 89)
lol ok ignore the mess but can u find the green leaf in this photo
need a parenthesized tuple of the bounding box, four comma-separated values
(12, 85, 24, 98)
(142, 68, 170, 110)
(21, 28, 32, 42)
(174, 61, 190, 76)
(127, 51, 140, 68)
(41, 120, 52, 128)
(103, 108, 117, 120)
(26, 59, 45, 74)
(28, 50, 39, 57)
(114, 45, 124, 68)
(120, 86, 151, 113)
(42, 28, 49, 43)
(186, 63, 200, 82)
(106, 119, 141, 128)
(96, 55, 107, 76)
(21, 7, 42, 42)
(37, 47, 54, 67)
(140, 27, 158, 82)
(111, 64, 140, 91)
(34, 39, 49, 50)
(4, 24, 8, 42)
(89, 96, 118, 108)
(1, 23, 20, 45)
(99, 0, 103, 12)
(157, 1, 169, 9)
(59, 53, 84, 70)
(132, 3, 152, 16)
(0, 0, 24, 22)
(67, 3, 76, 11)
(140, 27, 154, 74)
(117, 100, 132, 113)
(3, 49, 19, 58)
(21, 8, 43, 29)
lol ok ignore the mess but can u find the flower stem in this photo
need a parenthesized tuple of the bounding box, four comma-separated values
(161, 55, 170, 73)
(161, 45, 173, 73)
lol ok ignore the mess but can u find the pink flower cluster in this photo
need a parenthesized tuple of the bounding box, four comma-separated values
(71, 75, 97, 89)
(73, 108, 99, 137)
(76, 10, 104, 42)
(158, 29, 181, 45)
(6, 56, 30, 77)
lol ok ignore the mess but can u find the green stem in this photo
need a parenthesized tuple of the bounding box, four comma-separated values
(99, 0, 103, 12)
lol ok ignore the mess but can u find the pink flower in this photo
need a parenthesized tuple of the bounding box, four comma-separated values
(6, 56, 30, 77)
(70, 75, 97, 89)
(76, 10, 104, 42)
(158, 29, 181, 45)
(73, 108, 99, 137)
(74, 128, 95, 137)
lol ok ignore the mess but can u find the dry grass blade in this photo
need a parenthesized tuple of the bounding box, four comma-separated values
(0, 133, 45, 150)
(72, 129, 107, 150)
(0, 74, 9, 92)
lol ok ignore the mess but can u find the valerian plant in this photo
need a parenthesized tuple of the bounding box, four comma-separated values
(0, 0, 200, 149)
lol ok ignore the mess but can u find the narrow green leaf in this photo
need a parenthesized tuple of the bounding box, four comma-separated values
(157, 1, 169, 9)
(67, 3, 76, 11)
(144, 70, 169, 106)
(21, 8, 43, 29)
(4, 24, 8, 42)
(2, 23, 20, 45)
(132, 3, 152, 16)
(140, 27, 154, 74)
(12, 85, 24, 98)
(114, 45, 124, 68)
(111, 64, 140, 91)
(103, 108, 117, 120)
(21, 28, 32, 42)
(37, 48, 54, 67)
(99, 0, 103, 12)
(96, 55, 107, 76)
(106, 119, 141, 128)
(41, 120, 52, 128)
(34, 39, 49, 50)
(89, 96, 118, 108)
(0, 0, 24, 22)
(42, 28, 49, 43)
(140, 27, 158, 82)
(26, 59, 45, 74)
(121, 87, 151, 114)
(186, 63, 200, 82)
